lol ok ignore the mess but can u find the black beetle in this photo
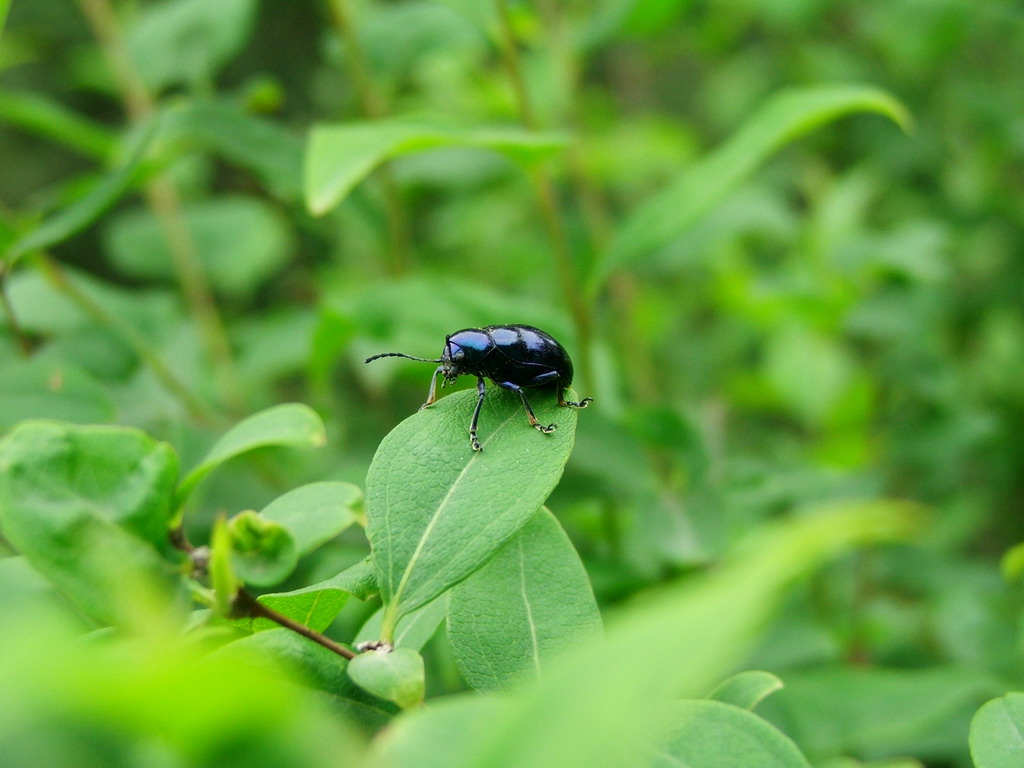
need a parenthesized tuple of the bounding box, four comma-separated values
(365, 324, 592, 451)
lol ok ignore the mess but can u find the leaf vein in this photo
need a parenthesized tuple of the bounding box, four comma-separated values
(389, 404, 520, 610)
(518, 535, 542, 680)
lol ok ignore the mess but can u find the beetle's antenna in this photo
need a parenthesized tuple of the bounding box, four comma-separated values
(365, 352, 442, 364)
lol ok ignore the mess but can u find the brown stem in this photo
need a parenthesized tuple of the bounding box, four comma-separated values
(326, 0, 383, 120)
(76, 0, 246, 414)
(166, 515, 354, 661)
(528, 167, 594, 384)
(532, 0, 615, 252)
(327, 0, 410, 274)
(36, 253, 217, 424)
(143, 178, 247, 413)
(76, 0, 150, 122)
(0, 531, 19, 555)
(608, 272, 659, 402)
(534, 2, 660, 405)
(492, 0, 594, 387)
(169, 525, 196, 554)
(0, 262, 32, 356)
(492, 0, 538, 129)
(234, 589, 357, 660)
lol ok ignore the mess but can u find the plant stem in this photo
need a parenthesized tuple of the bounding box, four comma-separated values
(0, 531, 19, 555)
(608, 272, 659, 401)
(551, 3, 665, 408)
(234, 589, 357, 660)
(492, 0, 594, 387)
(0, 262, 32, 356)
(532, 0, 615, 253)
(326, 0, 383, 120)
(846, 550, 874, 665)
(144, 178, 247, 413)
(76, 0, 149, 121)
(379, 604, 398, 646)
(530, 0, 662, 408)
(327, 0, 410, 274)
(493, 0, 538, 128)
(76, 0, 246, 415)
(36, 253, 218, 425)
(166, 514, 355, 661)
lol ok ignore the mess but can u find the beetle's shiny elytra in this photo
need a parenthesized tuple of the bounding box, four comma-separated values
(365, 324, 592, 451)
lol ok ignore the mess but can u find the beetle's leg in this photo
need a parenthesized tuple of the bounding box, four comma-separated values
(498, 381, 557, 434)
(525, 370, 560, 386)
(468, 376, 487, 451)
(522, 371, 593, 410)
(419, 366, 444, 410)
(558, 388, 593, 409)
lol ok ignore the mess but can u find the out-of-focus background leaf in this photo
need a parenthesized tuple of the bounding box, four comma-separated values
(1, 0, 1022, 766)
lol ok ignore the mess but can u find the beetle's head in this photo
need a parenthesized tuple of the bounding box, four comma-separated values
(440, 329, 490, 384)
(439, 338, 466, 384)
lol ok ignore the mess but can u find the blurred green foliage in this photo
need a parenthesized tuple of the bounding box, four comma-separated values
(1, 0, 1023, 766)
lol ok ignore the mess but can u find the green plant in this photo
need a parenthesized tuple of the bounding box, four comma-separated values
(2, 0, 1023, 765)
(0, 394, 930, 766)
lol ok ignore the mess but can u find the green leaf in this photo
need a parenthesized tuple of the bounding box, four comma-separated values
(305, 120, 567, 215)
(3, 266, 179, 336)
(970, 693, 1024, 768)
(228, 510, 299, 587)
(104, 196, 295, 299)
(817, 759, 925, 768)
(366, 387, 579, 632)
(175, 403, 326, 508)
(579, 0, 695, 50)
(251, 585, 349, 634)
(235, 307, 318, 389)
(317, 556, 380, 602)
(348, 647, 425, 710)
(653, 700, 811, 768)
(127, 0, 258, 92)
(239, 555, 377, 633)
(1000, 543, 1024, 582)
(709, 670, 784, 711)
(4, 119, 157, 266)
(224, 628, 397, 726)
(759, 665, 1002, 762)
(614, 0, 691, 36)
(364, 694, 510, 768)
(0, 0, 9, 38)
(0, 90, 116, 159)
(0, 358, 116, 430)
(764, 324, 856, 428)
(372, 499, 923, 768)
(447, 507, 602, 691)
(0, 421, 181, 624)
(0, 616, 362, 768)
(309, 307, 356, 394)
(356, 596, 447, 651)
(160, 100, 303, 201)
(588, 85, 911, 294)
(3, 514, 177, 627)
(0, 556, 55, 614)
(260, 481, 363, 555)
(0, 421, 178, 548)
